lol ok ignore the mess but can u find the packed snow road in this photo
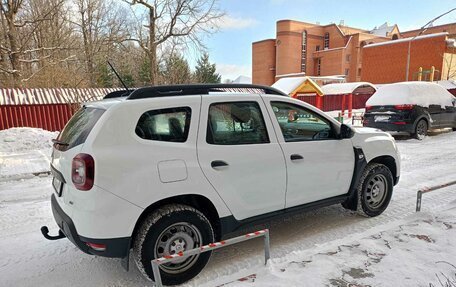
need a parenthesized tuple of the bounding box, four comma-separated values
(0, 128, 455, 286)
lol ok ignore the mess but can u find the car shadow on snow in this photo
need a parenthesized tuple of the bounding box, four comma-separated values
(391, 128, 453, 141)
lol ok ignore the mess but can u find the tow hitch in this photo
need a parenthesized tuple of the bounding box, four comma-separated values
(41, 226, 66, 240)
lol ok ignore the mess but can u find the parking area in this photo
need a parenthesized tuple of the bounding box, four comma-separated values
(0, 128, 455, 286)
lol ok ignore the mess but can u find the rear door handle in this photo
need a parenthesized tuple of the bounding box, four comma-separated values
(290, 154, 304, 161)
(211, 160, 229, 169)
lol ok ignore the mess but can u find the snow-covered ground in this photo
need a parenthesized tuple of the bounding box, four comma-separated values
(0, 128, 58, 180)
(1, 128, 456, 287)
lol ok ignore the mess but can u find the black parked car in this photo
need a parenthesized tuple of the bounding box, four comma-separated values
(363, 82, 456, 140)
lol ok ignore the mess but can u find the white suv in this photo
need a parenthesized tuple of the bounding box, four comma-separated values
(42, 84, 400, 285)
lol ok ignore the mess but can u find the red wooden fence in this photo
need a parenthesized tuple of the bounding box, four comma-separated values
(296, 93, 372, 112)
(0, 88, 120, 131)
(0, 104, 76, 131)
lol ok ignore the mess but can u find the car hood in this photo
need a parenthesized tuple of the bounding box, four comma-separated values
(352, 126, 389, 135)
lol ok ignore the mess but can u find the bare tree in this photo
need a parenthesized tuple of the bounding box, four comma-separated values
(0, 0, 74, 87)
(72, 0, 129, 87)
(123, 0, 223, 85)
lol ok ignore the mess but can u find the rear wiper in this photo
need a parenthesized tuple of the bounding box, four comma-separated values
(52, 139, 69, 146)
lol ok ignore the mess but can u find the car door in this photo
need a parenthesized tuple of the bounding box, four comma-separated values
(442, 96, 456, 127)
(427, 104, 443, 127)
(197, 95, 287, 220)
(263, 98, 355, 208)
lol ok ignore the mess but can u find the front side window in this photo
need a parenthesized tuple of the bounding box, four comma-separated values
(136, 107, 191, 142)
(207, 102, 269, 145)
(271, 102, 336, 142)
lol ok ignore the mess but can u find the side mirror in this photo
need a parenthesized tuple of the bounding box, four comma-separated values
(340, 124, 353, 139)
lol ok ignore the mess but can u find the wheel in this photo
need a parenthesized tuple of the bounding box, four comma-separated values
(356, 163, 394, 217)
(133, 204, 215, 286)
(413, 119, 428, 140)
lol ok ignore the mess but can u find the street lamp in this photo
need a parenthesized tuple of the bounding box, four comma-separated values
(405, 8, 456, 81)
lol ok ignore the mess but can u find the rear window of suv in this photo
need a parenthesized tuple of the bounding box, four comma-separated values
(55, 107, 105, 151)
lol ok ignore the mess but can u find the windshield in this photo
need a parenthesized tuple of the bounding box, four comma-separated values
(55, 107, 105, 151)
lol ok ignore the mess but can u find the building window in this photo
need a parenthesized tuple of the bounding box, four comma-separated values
(358, 68, 362, 76)
(324, 32, 330, 49)
(316, 45, 320, 51)
(392, 34, 399, 40)
(317, 59, 321, 76)
(345, 68, 349, 76)
(301, 31, 307, 73)
(346, 54, 351, 62)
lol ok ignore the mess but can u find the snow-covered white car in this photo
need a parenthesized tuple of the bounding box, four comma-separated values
(42, 84, 400, 285)
(363, 81, 456, 139)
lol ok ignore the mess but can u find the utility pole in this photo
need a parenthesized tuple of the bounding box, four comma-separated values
(405, 8, 456, 81)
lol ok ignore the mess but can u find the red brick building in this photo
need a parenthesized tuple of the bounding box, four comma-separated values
(361, 32, 455, 83)
(252, 20, 456, 85)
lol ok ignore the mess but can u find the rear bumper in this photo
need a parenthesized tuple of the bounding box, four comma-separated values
(51, 194, 130, 258)
(364, 122, 414, 133)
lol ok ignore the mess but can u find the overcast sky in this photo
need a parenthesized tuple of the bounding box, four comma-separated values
(191, 0, 456, 81)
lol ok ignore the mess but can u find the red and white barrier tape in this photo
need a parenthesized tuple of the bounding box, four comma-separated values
(153, 229, 269, 263)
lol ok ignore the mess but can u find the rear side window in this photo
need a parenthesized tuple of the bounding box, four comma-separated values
(56, 107, 105, 151)
(135, 107, 191, 142)
(207, 102, 270, 145)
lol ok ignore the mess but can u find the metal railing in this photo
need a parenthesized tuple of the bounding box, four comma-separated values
(151, 229, 271, 287)
(416, 180, 456, 212)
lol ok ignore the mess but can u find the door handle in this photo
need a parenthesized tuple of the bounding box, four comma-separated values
(211, 160, 229, 169)
(290, 154, 304, 161)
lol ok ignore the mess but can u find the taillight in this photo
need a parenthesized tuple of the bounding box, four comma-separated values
(72, 153, 94, 191)
(365, 105, 372, 111)
(394, 104, 414, 110)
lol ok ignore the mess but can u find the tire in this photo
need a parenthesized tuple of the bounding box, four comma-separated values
(413, 119, 428, 140)
(133, 204, 215, 286)
(356, 163, 394, 217)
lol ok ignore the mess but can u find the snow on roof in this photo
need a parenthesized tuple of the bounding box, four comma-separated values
(232, 75, 252, 84)
(370, 22, 396, 37)
(367, 81, 455, 108)
(272, 77, 308, 94)
(364, 32, 448, 48)
(321, 82, 376, 95)
(436, 80, 456, 90)
(0, 88, 121, 105)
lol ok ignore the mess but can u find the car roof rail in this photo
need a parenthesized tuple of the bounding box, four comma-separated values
(103, 89, 135, 99)
(126, 84, 287, 100)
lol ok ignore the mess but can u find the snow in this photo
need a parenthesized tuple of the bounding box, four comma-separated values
(321, 82, 376, 95)
(1, 128, 456, 286)
(222, 204, 456, 287)
(366, 81, 455, 108)
(0, 128, 58, 179)
(436, 79, 456, 90)
(364, 32, 448, 48)
(0, 128, 58, 153)
(272, 77, 307, 95)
